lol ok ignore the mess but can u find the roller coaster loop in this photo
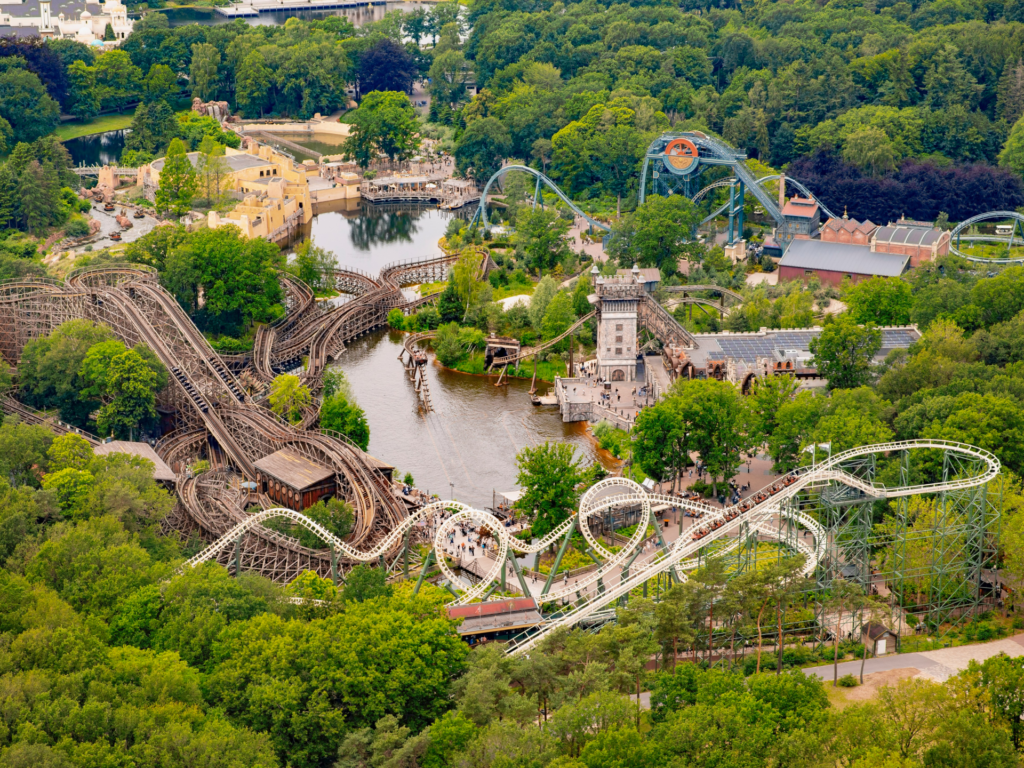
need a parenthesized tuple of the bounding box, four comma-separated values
(949, 211, 1024, 264)
(181, 438, 998, 656)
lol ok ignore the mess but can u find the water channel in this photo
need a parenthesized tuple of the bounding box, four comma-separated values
(307, 204, 617, 509)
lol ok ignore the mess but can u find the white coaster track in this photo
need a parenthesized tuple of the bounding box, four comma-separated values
(180, 439, 999, 655)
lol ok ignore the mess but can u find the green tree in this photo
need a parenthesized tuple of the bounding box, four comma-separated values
(66, 60, 99, 121)
(608, 195, 700, 274)
(25, 515, 168, 619)
(144, 62, 178, 103)
(125, 99, 179, 155)
(809, 318, 882, 390)
(0, 66, 60, 143)
(428, 49, 470, 117)
(342, 564, 393, 603)
(748, 374, 799, 450)
(46, 433, 93, 472)
(158, 225, 284, 331)
(17, 160, 54, 234)
(515, 207, 571, 273)
(842, 127, 898, 176)
(236, 50, 272, 119)
(923, 44, 982, 110)
(999, 115, 1024, 178)
(437, 281, 463, 324)
(41, 467, 94, 519)
(320, 392, 370, 451)
(205, 590, 466, 768)
(514, 441, 587, 537)
(844, 277, 914, 325)
(196, 135, 230, 208)
(677, 378, 750, 496)
(189, 42, 221, 101)
(455, 116, 512, 181)
(548, 691, 635, 758)
(96, 349, 159, 440)
(93, 49, 143, 112)
(633, 399, 690, 488)
(342, 91, 420, 168)
(528, 275, 559, 329)
(541, 291, 576, 350)
(155, 137, 198, 217)
(269, 373, 312, 424)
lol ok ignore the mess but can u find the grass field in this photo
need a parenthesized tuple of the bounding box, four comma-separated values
(54, 114, 134, 142)
(955, 240, 1024, 261)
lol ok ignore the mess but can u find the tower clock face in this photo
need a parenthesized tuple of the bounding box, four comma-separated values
(662, 137, 699, 174)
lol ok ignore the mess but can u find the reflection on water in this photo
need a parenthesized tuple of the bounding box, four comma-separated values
(65, 130, 128, 167)
(338, 330, 614, 509)
(153, 1, 431, 27)
(301, 204, 458, 273)
(291, 137, 348, 157)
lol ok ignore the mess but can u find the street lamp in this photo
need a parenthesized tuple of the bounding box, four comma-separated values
(449, 482, 455, 500)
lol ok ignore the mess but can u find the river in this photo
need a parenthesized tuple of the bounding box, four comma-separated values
(306, 204, 616, 509)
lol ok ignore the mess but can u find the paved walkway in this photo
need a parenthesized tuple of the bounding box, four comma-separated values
(804, 633, 1024, 683)
(426, 450, 786, 600)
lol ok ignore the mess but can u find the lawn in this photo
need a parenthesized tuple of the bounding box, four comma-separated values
(54, 114, 134, 142)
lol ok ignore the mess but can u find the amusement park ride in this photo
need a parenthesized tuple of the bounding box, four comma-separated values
(0, 132, 1011, 653)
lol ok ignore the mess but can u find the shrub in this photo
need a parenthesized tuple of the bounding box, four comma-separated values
(1013, 616, 1024, 630)
(975, 622, 997, 642)
(837, 674, 859, 688)
(65, 217, 90, 238)
(387, 308, 406, 330)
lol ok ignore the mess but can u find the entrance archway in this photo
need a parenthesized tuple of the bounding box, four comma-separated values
(611, 370, 625, 382)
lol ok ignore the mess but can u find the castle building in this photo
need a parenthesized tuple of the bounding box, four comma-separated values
(0, 0, 133, 47)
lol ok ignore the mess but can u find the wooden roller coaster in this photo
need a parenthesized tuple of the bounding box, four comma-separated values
(0, 251, 471, 583)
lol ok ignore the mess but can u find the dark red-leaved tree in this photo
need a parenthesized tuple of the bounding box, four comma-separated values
(0, 36, 69, 108)
(787, 152, 1024, 224)
(357, 39, 416, 96)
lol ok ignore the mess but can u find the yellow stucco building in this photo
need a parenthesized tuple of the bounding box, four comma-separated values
(139, 144, 360, 243)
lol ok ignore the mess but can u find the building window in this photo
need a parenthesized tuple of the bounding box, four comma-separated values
(606, 347, 611, 352)
(615, 335, 622, 343)
(845, 274, 852, 280)
(615, 324, 623, 331)
(804, 270, 814, 277)
(615, 348, 622, 356)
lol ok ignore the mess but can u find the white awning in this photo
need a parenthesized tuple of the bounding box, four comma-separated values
(499, 490, 525, 502)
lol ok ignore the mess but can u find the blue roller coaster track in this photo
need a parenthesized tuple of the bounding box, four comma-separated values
(949, 211, 1024, 264)
(468, 165, 612, 233)
(468, 138, 839, 252)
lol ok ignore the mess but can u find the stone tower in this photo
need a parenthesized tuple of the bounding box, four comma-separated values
(594, 264, 642, 382)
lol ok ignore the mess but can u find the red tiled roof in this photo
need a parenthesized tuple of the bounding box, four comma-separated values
(447, 597, 537, 619)
(781, 197, 819, 218)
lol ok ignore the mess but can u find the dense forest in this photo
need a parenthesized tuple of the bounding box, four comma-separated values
(6, 0, 1024, 223)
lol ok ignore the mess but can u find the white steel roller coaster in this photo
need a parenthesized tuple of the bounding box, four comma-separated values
(181, 439, 999, 655)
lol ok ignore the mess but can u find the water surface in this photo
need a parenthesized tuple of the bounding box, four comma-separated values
(340, 330, 612, 509)
(65, 130, 129, 167)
